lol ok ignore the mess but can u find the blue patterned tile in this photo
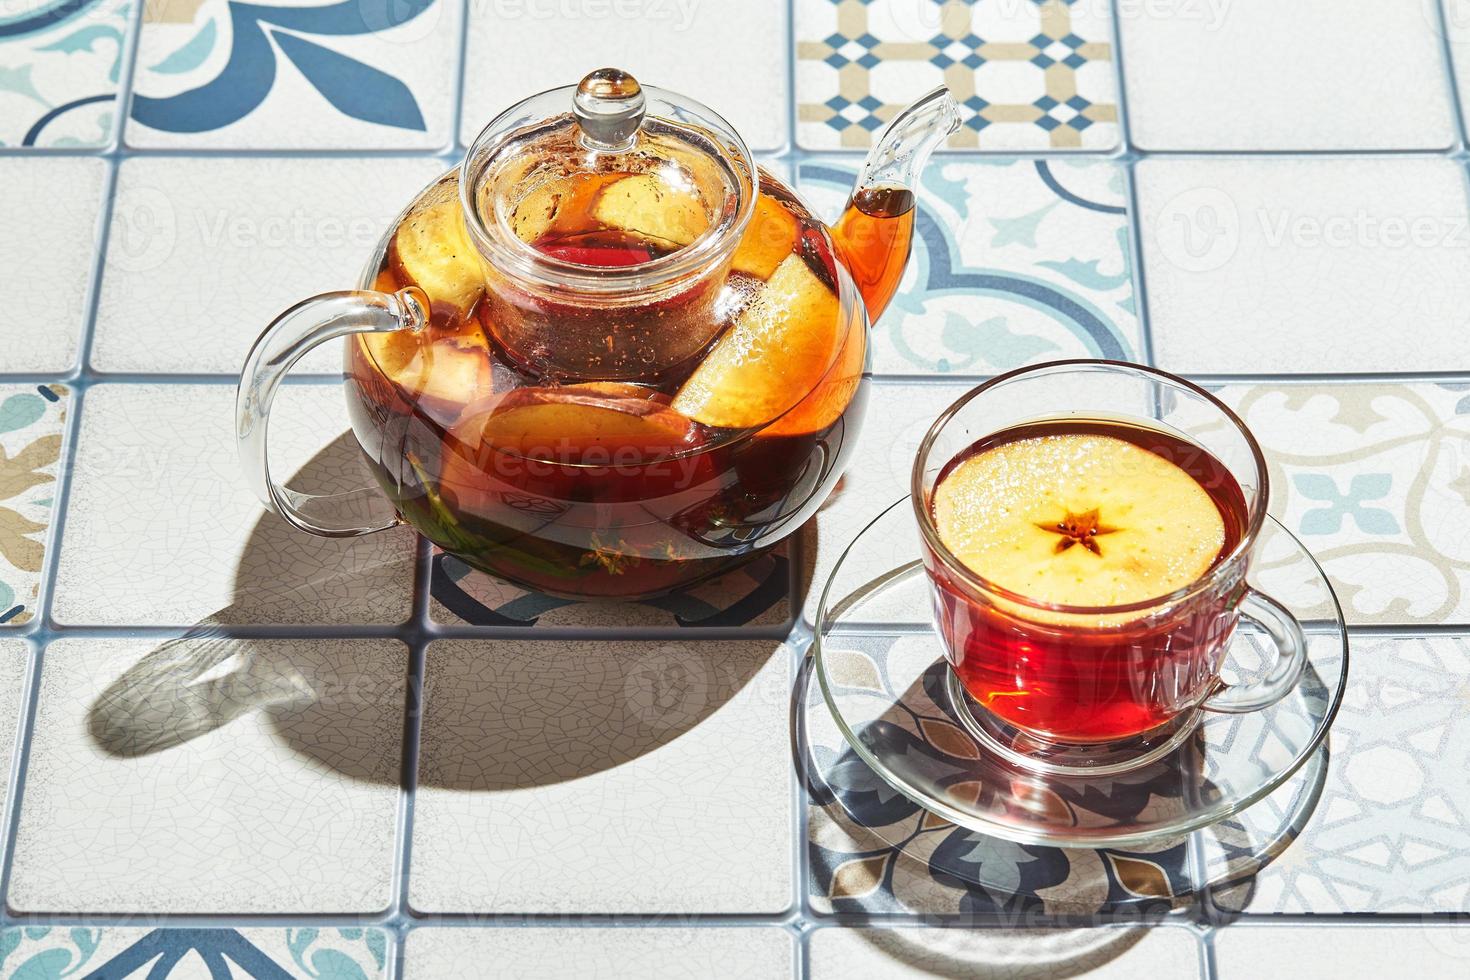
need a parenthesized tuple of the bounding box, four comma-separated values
(799, 158, 1139, 376)
(0, 0, 134, 147)
(127, 0, 460, 149)
(1208, 635, 1470, 914)
(429, 543, 795, 631)
(0, 926, 389, 978)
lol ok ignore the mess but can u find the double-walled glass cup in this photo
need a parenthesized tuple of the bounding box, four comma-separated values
(911, 361, 1307, 775)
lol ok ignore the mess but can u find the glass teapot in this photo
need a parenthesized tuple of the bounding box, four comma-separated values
(238, 69, 960, 600)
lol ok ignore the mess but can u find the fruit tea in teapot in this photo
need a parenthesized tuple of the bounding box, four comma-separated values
(240, 69, 961, 599)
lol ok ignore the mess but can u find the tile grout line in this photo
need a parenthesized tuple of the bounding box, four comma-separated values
(0, 109, 129, 916)
(10, 0, 1466, 966)
(783, 4, 818, 974)
(1431, 0, 1470, 154)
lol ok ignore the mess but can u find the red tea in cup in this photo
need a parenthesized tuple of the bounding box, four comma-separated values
(926, 418, 1249, 742)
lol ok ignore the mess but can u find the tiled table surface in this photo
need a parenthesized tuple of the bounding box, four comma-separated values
(2, 0, 1469, 976)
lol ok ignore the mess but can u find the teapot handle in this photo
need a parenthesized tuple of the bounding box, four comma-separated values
(236, 287, 429, 537)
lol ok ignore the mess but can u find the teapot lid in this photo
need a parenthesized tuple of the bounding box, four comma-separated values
(460, 68, 757, 293)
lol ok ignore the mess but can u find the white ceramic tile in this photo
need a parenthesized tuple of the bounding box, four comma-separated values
(460, 0, 787, 151)
(1136, 157, 1470, 375)
(808, 926, 1201, 979)
(1219, 382, 1470, 625)
(1205, 635, 1470, 913)
(51, 384, 416, 626)
(798, 158, 1140, 375)
(410, 639, 794, 913)
(93, 156, 446, 374)
(1213, 925, 1470, 978)
(0, 640, 27, 834)
(9, 637, 405, 913)
(0, 158, 106, 372)
(1121, 0, 1455, 150)
(800, 382, 971, 624)
(0, 384, 68, 627)
(128, 0, 461, 149)
(405, 927, 793, 979)
(0, 0, 133, 148)
(795, 0, 1121, 151)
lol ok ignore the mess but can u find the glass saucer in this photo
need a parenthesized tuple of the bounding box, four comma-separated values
(809, 498, 1348, 850)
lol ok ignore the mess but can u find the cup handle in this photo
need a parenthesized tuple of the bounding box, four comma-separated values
(236, 287, 428, 537)
(1201, 588, 1309, 714)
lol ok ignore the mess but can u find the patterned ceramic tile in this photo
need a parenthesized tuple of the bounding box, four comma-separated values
(0, 158, 107, 373)
(1135, 157, 1470, 375)
(0, 926, 389, 978)
(92, 156, 445, 374)
(1213, 924, 1470, 978)
(404, 927, 793, 979)
(1204, 635, 1470, 914)
(460, 0, 787, 151)
(799, 381, 969, 625)
(410, 639, 794, 913)
(0, 640, 27, 833)
(1216, 383, 1470, 626)
(0, 0, 134, 147)
(1121, 0, 1455, 151)
(430, 542, 795, 630)
(127, 0, 461, 149)
(795, 0, 1120, 150)
(802, 646, 1196, 919)
(0, 384, 67, 627)
(51, 384, 416, 626)
(9, 636, 405, 913)
(798, 157, 1138, 376)
(807, 925, 1202, 979)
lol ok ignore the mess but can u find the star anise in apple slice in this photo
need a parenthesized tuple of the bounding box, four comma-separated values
(1037, 508, 1120, 556)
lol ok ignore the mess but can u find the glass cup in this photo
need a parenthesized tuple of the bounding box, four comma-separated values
(911, 360, 1308, 775)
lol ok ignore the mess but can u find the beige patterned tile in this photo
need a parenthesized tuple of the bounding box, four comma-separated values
(51, 384, 415, 626)
(410, 639, 794, 913)
(0, 385, 68, 627)
(796, 0, 1119, 150)
(0, 159, 106, 371)
(808, 925, 1202, 979)
(9, 637, 405, 913)
(404, 927, 793, 979)
(1219, 382, 1470, 625)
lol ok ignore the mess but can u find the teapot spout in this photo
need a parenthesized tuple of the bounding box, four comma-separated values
(832, 87, 961, 321)
(855, 86, 962, 201)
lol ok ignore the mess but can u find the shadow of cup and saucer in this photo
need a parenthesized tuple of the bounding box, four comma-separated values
(795, 498, 1347, 977)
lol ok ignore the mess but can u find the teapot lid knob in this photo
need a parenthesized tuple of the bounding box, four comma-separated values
(573, 68, 646, 150)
